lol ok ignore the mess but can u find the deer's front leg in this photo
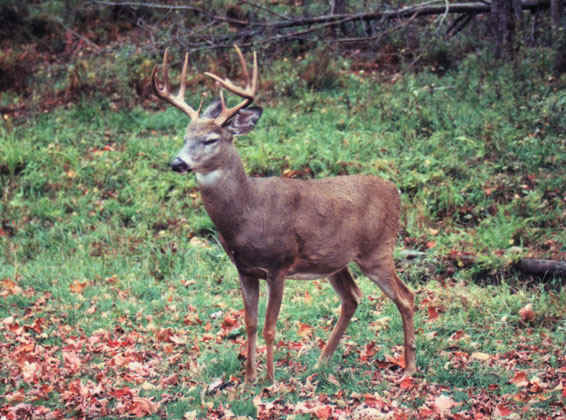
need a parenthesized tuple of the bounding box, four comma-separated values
(239, 274, 260, 384)
(264, 273, 285, 382)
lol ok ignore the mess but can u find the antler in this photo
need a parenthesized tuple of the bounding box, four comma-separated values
(204, 44, 258, 126)
(152, 48, 201, 121)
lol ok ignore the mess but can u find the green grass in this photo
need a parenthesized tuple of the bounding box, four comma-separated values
(1, 47, 565, 418)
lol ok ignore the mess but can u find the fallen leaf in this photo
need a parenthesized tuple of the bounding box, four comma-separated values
(518, 303, 535, 322)
(314, 405, 332, 420)
(363, 393, 386, 409)
(128, 397, 159, 417)
(471, 352, 491, 361)
(359, 341, 378, 362)
(427, 306, 439, 321)
(510, 371, 529, 387)
(385, 353, 405, 369)
(4, 390, 26, 403)
(433, 394, 457, 415)
(221, 314, 238, 329)
(69, 280, 88, 294)
(448, 330, 467, 342)
(1, 278, 22, 295)
(63, 350, 82, 373)
(21, 361, 38, 383)
(370, 316, 391, 332)
(297, 322, 313, 338)
(399, 376, 414, 390)
(494, 404, 514, 417)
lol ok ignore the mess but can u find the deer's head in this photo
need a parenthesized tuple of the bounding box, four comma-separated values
(152, 46, 262, 175)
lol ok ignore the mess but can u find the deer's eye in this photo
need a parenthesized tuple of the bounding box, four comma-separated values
(203, 136, 219, 145)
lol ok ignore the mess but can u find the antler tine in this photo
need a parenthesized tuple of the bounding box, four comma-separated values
(234, 44, 249, 86)
(152, 48, 200, 121)
(203, 44, 259, 126)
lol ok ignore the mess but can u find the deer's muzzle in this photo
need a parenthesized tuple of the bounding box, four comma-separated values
(170, 157, 190, 173)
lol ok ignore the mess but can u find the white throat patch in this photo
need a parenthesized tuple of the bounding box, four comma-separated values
(196, 169, 224, 187)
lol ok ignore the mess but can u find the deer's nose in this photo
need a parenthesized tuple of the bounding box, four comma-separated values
(170, 157, 190, 173)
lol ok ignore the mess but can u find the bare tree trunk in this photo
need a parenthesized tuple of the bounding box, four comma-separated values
(492, 0, 516, 59)
(329, 0, 348, 36)
(513, 0, 523, 31)
(551, 0, 565, 74)
(551, 0, 563, 44)
(551, 0, 561, 29)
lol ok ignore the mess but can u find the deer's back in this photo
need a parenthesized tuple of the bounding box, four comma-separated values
(223, 174, 400, 278)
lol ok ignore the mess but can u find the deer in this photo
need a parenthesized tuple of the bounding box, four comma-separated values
(151, 46, 416, 383)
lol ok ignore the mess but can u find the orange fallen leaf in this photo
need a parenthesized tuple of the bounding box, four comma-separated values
(494, 404, 514, 417)
(314, 405, 332, 420)
(449, 330, 466, 341)
(128, 397, 159, 417)
(1, 278, 22, 295)
(427, 306, 439, 321)
(221, 314, 238, 329)
(399, 376, 414, 390)
(69, 280, 88, 294)
(518, 303, 535, 322)
(385, 353, 406, 369)
(297, 322, 313, 338)
(510, 371, 529, 387)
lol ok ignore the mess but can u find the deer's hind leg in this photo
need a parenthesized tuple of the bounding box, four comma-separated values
(357, 249, 416, 375)
(318, 268, 363, 365)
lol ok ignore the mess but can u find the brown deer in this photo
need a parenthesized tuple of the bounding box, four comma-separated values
(152, 46, 416, 383)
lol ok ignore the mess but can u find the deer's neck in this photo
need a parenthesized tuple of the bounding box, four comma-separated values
(197, 151, 253, 235)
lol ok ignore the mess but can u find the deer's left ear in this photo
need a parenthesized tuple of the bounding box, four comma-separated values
(225, 106, 263, 136)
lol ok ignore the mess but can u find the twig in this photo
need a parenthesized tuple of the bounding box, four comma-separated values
(239, 0, 291, 21)
(55, 18, 102, 52)
(91, 0, 249, 26)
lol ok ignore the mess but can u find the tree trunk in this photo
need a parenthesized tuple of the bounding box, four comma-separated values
(551, 0, 561, 29)
(492, 0, 516, 59)
(551, 0, 563, 45)
(329, 0, 348, 36)
(514, 0, 524, 30)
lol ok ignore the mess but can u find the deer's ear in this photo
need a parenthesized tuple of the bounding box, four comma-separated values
(225, 106, 263, 136)
(201, 99, 223, 119)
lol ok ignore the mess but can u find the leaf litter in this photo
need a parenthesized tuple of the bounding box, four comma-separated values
(2, 281, 565, 419)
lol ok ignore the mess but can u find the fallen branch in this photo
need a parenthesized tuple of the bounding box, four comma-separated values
(400, 250, 566, 279)
(515, 258, 566, 277)
(92, 0, 553, 51)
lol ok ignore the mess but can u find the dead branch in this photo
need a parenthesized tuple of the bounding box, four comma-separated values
(401, 249, 566, 279)
(515, 258, 566, 277)
(92, 0, 553, 51)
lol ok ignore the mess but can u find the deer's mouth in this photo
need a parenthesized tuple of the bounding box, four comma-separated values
(170, 157, 191, 173)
